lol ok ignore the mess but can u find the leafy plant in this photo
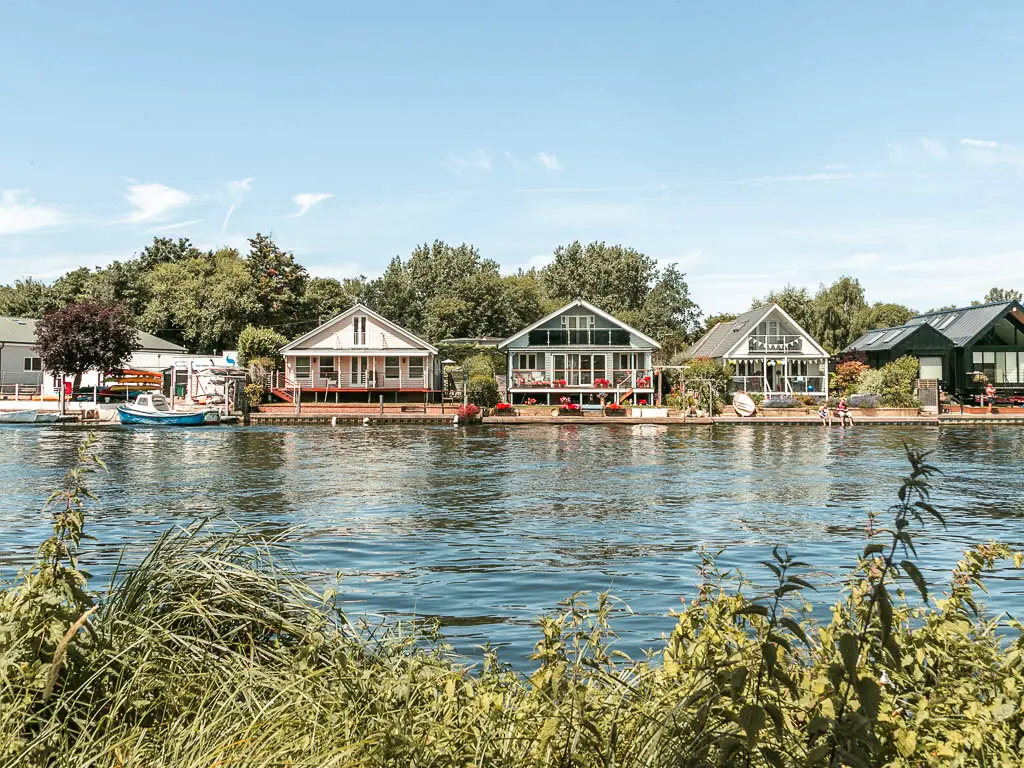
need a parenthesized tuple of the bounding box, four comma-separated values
(848, 393, 880, 409)
(236, 325, 288, 366)
(243, 381, 264, 407)
(762, 396, 801, 408)
(831, 360, 869, 396)
(467, 375, 500, 407)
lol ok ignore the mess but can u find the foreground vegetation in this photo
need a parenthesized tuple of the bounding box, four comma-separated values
(2, 439, 1023, 767)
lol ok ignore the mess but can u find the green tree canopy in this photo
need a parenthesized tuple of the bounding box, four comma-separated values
(853, 302, 916, 336)
(751, 284, 814, 332)
(810, 276, 868, 353)
(982, 286, 1022, 304)
(245, 234, 309, 328)
(0, 278, 50, 317)
(236, 325, 289, 366)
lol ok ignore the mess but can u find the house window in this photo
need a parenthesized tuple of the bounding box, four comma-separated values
(352, 316, 367, 345)
(318, 356, 336, 374)
(384, 356, 400, 379)
(562, 315, 595, 330)
(408, 358, 424, 380)
(515, 353, 537, 370)
(294, 356, 311, 379)
(553, 354, 566, 382)
(23, 357, 42, 371)
(919, 356, 943, 381)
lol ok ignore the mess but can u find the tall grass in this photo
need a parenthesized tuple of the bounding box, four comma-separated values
(2, 436, 1023, 767)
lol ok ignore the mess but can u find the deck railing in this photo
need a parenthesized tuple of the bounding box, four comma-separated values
(509, 368, 654, 389)
(267, 371, 427, 391)
(731, 375, 826, 395)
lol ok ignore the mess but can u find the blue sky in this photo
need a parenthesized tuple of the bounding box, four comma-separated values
(2, 1, 1023, 314)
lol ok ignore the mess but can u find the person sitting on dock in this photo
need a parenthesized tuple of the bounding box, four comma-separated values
(836, 397, 853, 427)
(817, 402, 831, 426)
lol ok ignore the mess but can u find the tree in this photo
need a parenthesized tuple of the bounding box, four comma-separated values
(245, 233, 308, 328)
(141, 248, 261, 353)
(540, 241, 701, 343)
(810, 276, 868, 354)
(852, 302, 915, 338)
(236, 325, 289, 366)
(35, 301, 139, 410)
(136, 237, 205, 271)
(982, 287, 1022, 304)
(301, 277, 364, 331)
(0, 278, 50, 317)
(751, 285, 814, 332)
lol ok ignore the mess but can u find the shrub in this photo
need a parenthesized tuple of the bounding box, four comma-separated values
(237, 325, 288, 366)
(494, 402, 514, 411)
(831, 360, 869, 396)
(856, 367, 885, 395)
(463, 352, 497, 379)
(467, 375, 499, 408)
(455, 403, 480, 419)
(4, 443, 1024, 767)
(762, 396, 801, 408)
(798, 394, 818, 406)
(681, 357, 732, 415)
(878, 355, 921, 407)
(243, 382, 264, 407)
(848, 393, 881, 409)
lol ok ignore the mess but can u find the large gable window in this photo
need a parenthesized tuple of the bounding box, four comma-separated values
(352, 316, 367, 345)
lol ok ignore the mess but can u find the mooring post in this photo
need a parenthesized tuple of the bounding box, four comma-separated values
(379, 394, 383, 415)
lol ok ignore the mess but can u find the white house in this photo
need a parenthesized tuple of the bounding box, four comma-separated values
(498, 299, 661, 405)
(686, 303, 830, 399)
(277, 304, 439, 403)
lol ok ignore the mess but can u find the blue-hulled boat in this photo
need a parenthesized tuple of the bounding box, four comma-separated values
(117, 393, 211, 426)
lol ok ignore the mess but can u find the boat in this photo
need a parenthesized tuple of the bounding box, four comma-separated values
(732, 391, 757, 418)
(117, 393, 212, 426)
(0, 410, 60, 424)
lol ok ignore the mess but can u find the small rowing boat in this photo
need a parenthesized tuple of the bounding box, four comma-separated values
(117, 393, 212, 426)
(0, 410, 60, 424)
(732, 391, 757, 418)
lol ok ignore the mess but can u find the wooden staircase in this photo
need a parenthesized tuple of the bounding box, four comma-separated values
(618, 388, 634, 404)
(270, 386, 294, 403)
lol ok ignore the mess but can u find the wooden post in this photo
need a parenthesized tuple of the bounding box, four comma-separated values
(379, 394, 384, 415)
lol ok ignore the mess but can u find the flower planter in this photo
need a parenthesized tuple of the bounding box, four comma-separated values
(558, 408, 583, 416)
(493, 407, 518, 417)
(603, 408, 627, 417)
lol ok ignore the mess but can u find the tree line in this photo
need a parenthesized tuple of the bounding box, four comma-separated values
(2, 234, 1018, 358)
(0, 236, 701, 357)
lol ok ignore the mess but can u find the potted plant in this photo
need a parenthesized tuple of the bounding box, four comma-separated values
(637, 375, 651, 388)
(558, 396, 582, 416)
(593, 378, 611, 388)
(456, 403, 481, 423)
(553, 379, 568, 388)
(494, 402, 517, 416)
(603, 402, 626, 417)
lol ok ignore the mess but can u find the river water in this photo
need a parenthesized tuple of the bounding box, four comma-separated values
(1, 423, 1022, 662)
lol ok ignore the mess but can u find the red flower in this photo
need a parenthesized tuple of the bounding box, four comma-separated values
(639, 399, 648, 406)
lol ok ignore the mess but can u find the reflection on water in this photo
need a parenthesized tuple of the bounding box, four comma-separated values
(0, 423, 1022, 662)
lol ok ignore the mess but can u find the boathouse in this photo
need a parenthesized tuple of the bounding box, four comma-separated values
(686, 303, 830, 399)
(276, 304, 439, 403)
(843, 300, 1024, 397)
(498, 300, 660, 405)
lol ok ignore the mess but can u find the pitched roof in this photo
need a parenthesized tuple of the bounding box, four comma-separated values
(279, 304, 439, 354)
(0, 316, 185, 352)
(904, 301, 1020, 346)
(844, 300, 1024, 352)
(844, 323, 947, 353)
(685, 303, 831, 359)
(497, 299, 661, 350)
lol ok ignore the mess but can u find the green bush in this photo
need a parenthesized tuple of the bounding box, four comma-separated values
(463, 352, 498, 379)
(878, 355, 921, 407)
(243, 382, 264, 407)
(856, 367, 885, 395)
(681, 357, 732, 415)
(467, 374, 499, 407)
(237, 325, 289, 366)
(5, 442, 1024, 767)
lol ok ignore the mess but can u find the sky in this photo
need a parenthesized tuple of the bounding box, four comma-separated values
(2, 1, 1024, 315)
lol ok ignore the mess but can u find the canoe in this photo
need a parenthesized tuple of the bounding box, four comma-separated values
(732, 391, 757, 418)
(0, 410, 60, 424)
(117, 392, 211, 426)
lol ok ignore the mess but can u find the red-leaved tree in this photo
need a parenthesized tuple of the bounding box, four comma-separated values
(36, 301, 140, 409)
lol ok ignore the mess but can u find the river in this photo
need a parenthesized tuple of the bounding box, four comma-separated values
(1, 423, 1022, 662)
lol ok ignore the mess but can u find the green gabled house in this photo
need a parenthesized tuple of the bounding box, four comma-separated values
(843, 300, 1024, 396)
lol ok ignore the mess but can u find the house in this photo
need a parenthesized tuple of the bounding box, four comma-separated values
(276, 304, 439, 402)
(843, 300, 1024, 396)
(497, 300, 660, 405)
(686, 304, 830, 399)
(0, 315, 187, 399)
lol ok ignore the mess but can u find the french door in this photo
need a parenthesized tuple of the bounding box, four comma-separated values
(350, 356, 369, 386)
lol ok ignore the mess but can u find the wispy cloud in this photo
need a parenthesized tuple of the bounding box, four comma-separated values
(444, 149, 492, 175)
(150, 218, 205, 233)
(729, 171, 894, 185)
(227, 177, 253, 195)
(920, 137, 946, 160)
(960, 138, 1002, 149)
(958, 137, 1024, 166)
(534, 152, 563, 171)
(124, 182, 191, 222)
(221, 177, 253, 232)
(0, 190, 66, 234)
(292, 193, 333, 218)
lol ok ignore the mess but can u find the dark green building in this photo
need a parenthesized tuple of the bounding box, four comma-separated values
(843, 300, 1024, 396)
